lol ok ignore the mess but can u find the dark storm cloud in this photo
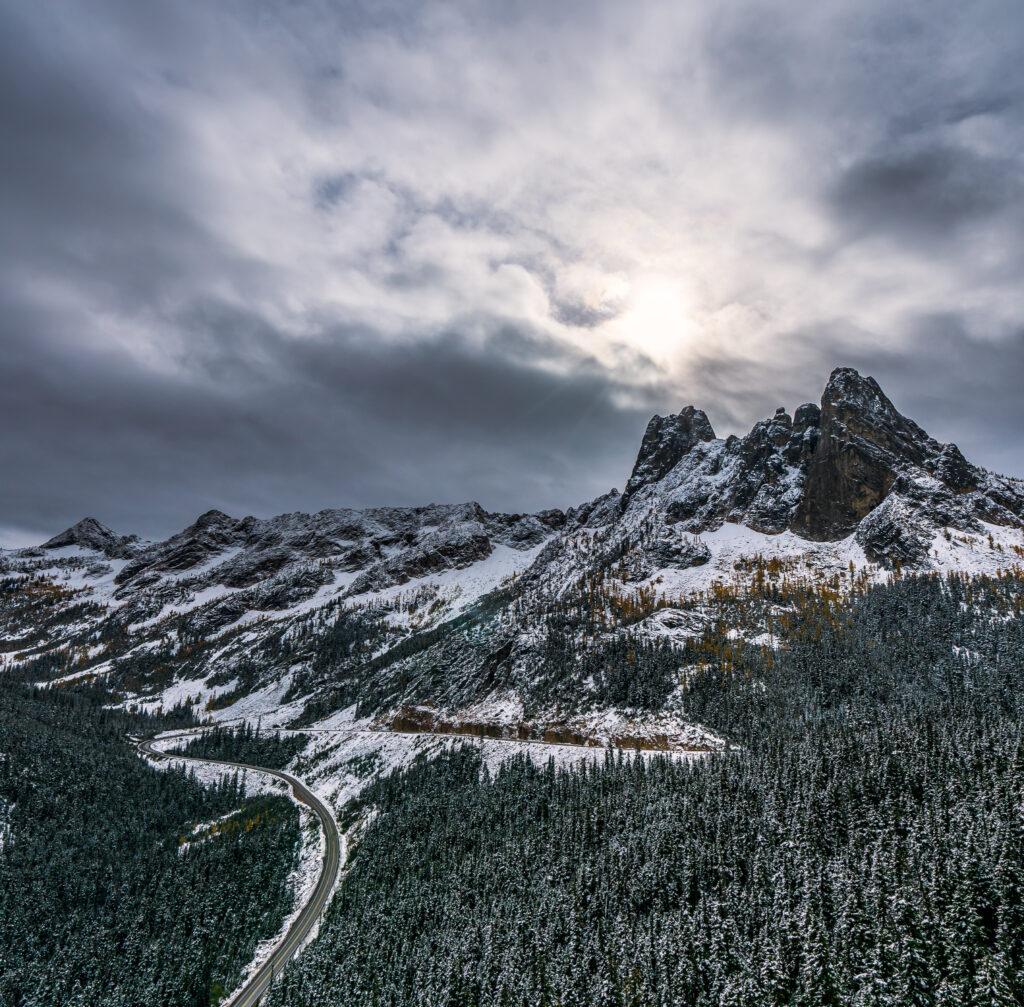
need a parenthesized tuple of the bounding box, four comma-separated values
(829, 146, 1024, 243)
(0, 284, 665, 539)
(0, 6, 216, 295)
(0, 0, 658, 540)
(2, 0, 1024, 544)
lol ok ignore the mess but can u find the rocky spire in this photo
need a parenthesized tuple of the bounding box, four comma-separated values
(793, 367, 975, 539)
(623, 406, 716, 501)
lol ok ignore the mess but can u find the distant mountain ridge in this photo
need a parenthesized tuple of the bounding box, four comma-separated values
(112, 502, 565, 597)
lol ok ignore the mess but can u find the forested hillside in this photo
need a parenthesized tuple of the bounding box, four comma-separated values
(265, 572, 1024, 1007)
(0, 680, 300, 1007)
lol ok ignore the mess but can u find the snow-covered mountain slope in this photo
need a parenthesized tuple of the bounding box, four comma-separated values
(113, 502, 563, 596)
(3, 367, 1023, 747)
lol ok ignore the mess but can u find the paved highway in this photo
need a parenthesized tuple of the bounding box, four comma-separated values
(136, 736, 342, 1007)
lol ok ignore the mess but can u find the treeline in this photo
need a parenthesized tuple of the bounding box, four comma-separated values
(0, 677, 300, 1007)
(264, 573, 1024, 1006)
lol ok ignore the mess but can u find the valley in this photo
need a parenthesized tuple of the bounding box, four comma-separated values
(4, 367, 1024, 1005)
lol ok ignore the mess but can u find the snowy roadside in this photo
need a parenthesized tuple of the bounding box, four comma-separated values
(225, 804, 327, 1003)
(142, 746, 288, 799)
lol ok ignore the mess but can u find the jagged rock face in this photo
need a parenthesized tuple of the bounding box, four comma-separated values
(794, 369, 936, 539)
(722, 408, 819, 533)
(793, 402, 821, 434)
(623, 407, 716, 500)
(119, 509, 244, 579)
(565, 489, 621, 529)
(934, 443, 978, 493)
(788, 367, 1024, 556)
(348, 522, 495, 594)
(43, 518, 139, 559)
(855, 494, 932, 566)
(618, 366, 1024, 567)
(648, 530, 711, 569)
(625, 405, 818, 535)
(619, 523, 712, 582)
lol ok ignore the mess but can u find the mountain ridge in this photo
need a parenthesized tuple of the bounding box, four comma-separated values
(35, 367, 1024, 572)
(5, 366, 1024, 745)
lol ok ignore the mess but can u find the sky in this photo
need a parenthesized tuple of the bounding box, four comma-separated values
(2, 0, 1024, 544)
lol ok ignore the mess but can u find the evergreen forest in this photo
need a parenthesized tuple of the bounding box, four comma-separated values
(264, 572, 1024, 1007)
(173, 723, 308, 770)
(0, 679, 301, 1007)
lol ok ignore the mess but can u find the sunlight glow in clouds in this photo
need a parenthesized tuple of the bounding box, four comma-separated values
(609, 276, 695, 366)
(30, 0, 1014, 385)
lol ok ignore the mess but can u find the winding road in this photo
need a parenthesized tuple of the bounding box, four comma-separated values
(133, 722, 689, 1002)
(136, 736, 342, 1007)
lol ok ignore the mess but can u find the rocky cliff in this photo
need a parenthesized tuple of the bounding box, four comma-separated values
(619, 366, 1024, 565)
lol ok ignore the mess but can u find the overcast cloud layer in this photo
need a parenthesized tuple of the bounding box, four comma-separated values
(2, 0, 1024, 543)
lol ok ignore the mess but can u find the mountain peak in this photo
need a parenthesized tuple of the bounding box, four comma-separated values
(820, 367, 922, 436)
(623, 406, 716, 501)
(614, 367, 1023, 565)
(42, 517, 138, 558)
(190, 509, 237, 530)
(793, 367, 938, 539)
(822, 365, 884, 403)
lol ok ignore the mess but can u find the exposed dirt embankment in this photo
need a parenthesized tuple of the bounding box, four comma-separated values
(379, 705, 717, 752)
